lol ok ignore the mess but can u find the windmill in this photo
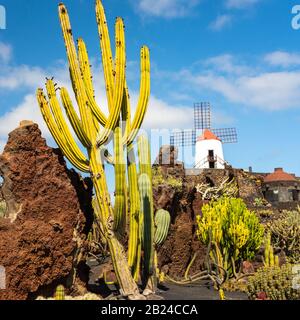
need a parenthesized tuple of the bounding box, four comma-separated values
(170, 102, 238, 169)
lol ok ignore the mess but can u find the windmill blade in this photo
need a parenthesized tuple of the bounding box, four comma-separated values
(170, 129, 196, 146)
(194, 102, 211, 130)
(212, 128, 238, 144)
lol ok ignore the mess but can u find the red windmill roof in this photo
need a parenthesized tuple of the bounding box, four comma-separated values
(264, 168, 296, 183)
(197, 129, 221, 142)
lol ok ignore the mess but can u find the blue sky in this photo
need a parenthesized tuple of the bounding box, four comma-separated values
(0, 0, 300, 177)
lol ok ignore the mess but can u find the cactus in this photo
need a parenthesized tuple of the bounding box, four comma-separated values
(127, 143, 142, 281)
(154, 209, 171, 246)
(264, 232, 279, 267)
(37, 1, 150, 299)
(267, 210, 300, 264)
(247, 264, 300, 300)
(113, 126, 127, 235)
(55, 285, 65, 300)
(197, 197, 264, 279)
(138, 173, 154, 281)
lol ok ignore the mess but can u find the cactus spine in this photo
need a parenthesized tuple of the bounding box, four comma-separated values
(37, 0, 150, 299)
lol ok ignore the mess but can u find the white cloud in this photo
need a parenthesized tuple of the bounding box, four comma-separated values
(0, 65, 47, 90)
(0, 42, 12, 63)
(209, 14, 232, 31)
(0, 94, 51, 145)
(265, 51, 300, 68)
(186, 69, 300, 111)
(226, 0, 260, 9)
(204, 54, 250, 74)
(135, 0, 200, 18)
(142, 95, 193, 130)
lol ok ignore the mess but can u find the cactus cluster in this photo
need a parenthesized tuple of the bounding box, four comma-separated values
(267, 210, 300, 264)
(263, 232, 279, 267)
(36, 1, 154, 298)
(197, 197, 264, 279)
(247, 264, 300, 300)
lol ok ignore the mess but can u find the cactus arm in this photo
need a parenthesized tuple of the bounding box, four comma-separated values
(154, 209, 171, 246)
(58, 4, 94, 139)
(137, 134, 152, 179)
(127, 143, 141, 280)
(77, 38, 107, 126)
(113, 126, 127, 234)
(37, 89, 90, 173)
(60, 87, 91, 148)
(45, 80, 89, 165)
(125, 47, 150, 145)
(122, 83, 131, 144)
(96, 18, 126, 147)
(95, 0, 114, 111)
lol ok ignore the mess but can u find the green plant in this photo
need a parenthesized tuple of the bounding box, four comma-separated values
(138, 173, 154, 286)
(253, 197, 267, 207)
(267, 210, 300, 264)
(37, 1, 151, 298)
(247, 264, 300, 300)
(263, 232, 279, 267)
(152, 167, 182, 191)
(197, 197, 264, 279)
(257, 209, 274, 218)
(154, 209, 171, 246)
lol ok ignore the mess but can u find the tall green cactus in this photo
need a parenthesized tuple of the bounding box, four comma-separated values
(113, 126, 127, 235)
(138, 174, 155, 284)
(154, 209, 171, 246)
(127, 143, 142, 281)
(37, 1, 150, 299)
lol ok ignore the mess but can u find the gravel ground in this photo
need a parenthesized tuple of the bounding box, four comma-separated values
(157, 282, 249, 300)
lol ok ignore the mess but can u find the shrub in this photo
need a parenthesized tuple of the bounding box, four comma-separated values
(253, 197, 268, 207)
(247, 264, 300, 300)
(267, 210, 300, 264)
(256, 209, 274, 218)
(152, 167, 182, 191)
(196, 197, 264, 279)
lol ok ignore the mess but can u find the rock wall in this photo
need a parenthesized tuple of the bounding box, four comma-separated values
(0, 122, 92, 300)
(153, 163, 266, 279)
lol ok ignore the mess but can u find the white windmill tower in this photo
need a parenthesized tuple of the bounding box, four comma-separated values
(170, 102, 238, 169)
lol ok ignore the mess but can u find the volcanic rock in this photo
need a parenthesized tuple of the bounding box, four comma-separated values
(0, 122, 92, 300)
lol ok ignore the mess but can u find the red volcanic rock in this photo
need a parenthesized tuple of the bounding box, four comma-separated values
(0, 122, 92, 300)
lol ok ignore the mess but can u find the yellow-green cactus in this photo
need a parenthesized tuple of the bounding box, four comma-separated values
(37, 1, 151, 299)
(55, 285, 65, 300)
(197, 197, 264, 279)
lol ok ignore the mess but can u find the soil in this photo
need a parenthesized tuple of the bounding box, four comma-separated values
(159, 282, 248, 300)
